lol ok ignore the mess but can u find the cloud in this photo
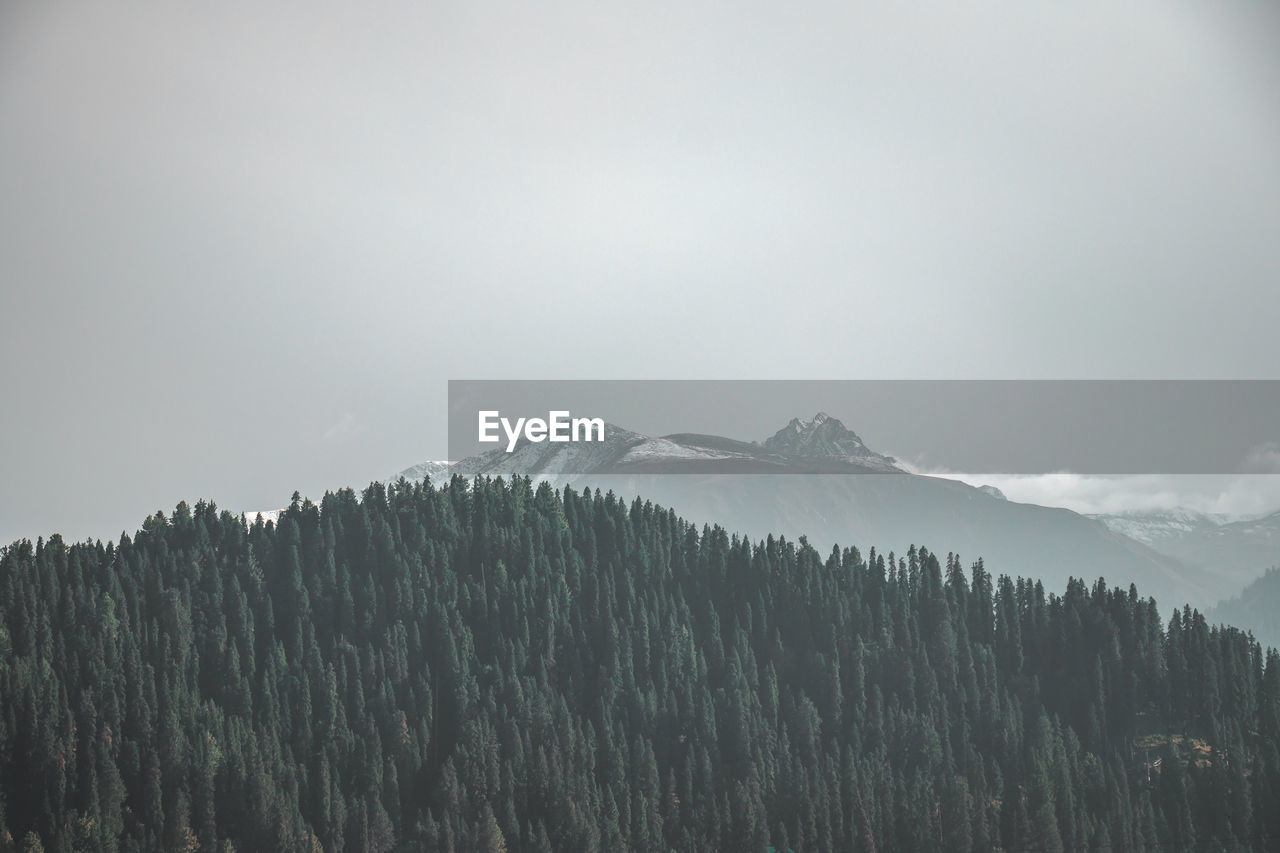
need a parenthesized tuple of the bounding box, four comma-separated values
(1241, 442, 1280, 474)
(909, 469, 1280, 519)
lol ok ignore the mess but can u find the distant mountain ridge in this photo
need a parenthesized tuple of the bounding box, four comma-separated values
(1209, 565, 1280, 651)
(1093, 508, 1280, 594)
(1091, 508, 1237, 548)
(398, 415, 904, 481)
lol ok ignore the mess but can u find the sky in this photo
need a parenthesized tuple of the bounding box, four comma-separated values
(3, 2, 1280, 543)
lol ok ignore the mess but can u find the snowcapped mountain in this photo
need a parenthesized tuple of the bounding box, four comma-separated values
(1091, 509, 1236, 548)
(393, 414, 1219, 611)
(242, 509, 284, 526)
(393, 461, 456, 483)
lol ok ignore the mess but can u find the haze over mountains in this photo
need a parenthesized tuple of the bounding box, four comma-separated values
(395, 413, 1246, 613)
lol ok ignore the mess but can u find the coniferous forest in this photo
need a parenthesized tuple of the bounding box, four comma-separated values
(1, 475, 1278, 852)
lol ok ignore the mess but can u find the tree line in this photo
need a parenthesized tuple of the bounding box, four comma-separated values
(0, 475, 1277, 850)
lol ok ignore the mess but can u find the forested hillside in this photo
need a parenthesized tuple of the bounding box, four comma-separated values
(1210, 566, 1280, 655)
(1, 476, 1278, 851)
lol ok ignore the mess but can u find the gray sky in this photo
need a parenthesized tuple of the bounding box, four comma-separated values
(3, 2, 1280, 543)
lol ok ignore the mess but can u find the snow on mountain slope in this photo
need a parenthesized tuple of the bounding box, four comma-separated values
(242, 509, 283, 526)
(1091, 508, 1236, 547)
(393, 461, 456, 482)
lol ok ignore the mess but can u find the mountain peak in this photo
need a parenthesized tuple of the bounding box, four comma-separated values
(788, 412, 831, 432)
(764, 413, 899, 469)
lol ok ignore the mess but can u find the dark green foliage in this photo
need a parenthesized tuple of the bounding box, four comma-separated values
(0, 475, 1278, 851)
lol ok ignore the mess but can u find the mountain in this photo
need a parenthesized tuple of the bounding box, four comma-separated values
(1209, 565, 1280, 651)
(1092, 508, 1236, 549)
(396, 414, 1219, 610)
(241, 508, 284, 526)
(761, 411, 899, 469)
(3, 479, 1277, 850)
(407, 419, 903, 479)
(1094, 508, 1280, 598)
(1093, 507, 1280, 642)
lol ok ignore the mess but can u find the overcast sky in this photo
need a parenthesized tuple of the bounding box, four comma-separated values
(3, 2, 1279, 543)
